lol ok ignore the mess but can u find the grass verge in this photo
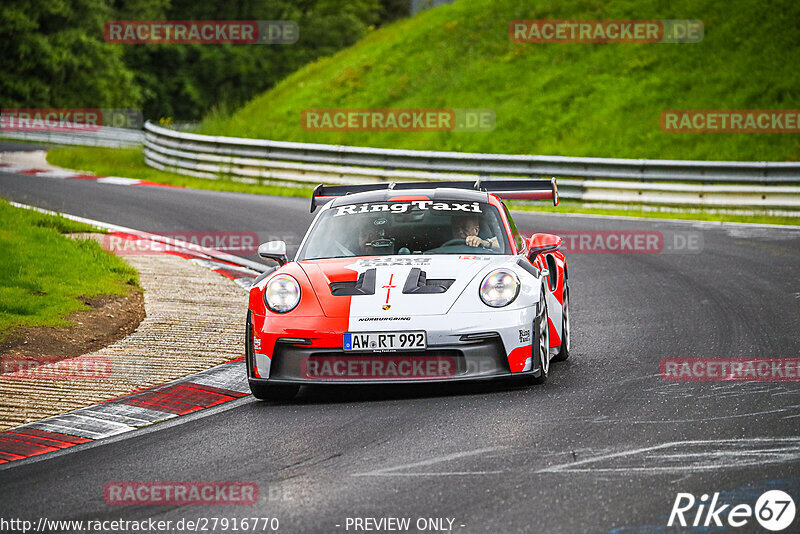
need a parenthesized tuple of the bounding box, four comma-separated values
(0, 198, 140, 341)
(46, 146, 314, 198)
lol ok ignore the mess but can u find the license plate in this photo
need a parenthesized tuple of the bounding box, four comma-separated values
(343, 331, 427, 352)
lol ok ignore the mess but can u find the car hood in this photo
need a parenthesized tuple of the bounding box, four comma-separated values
(298, 255, 507, 317)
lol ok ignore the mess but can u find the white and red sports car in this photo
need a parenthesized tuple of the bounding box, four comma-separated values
(245, 180, 570, 400)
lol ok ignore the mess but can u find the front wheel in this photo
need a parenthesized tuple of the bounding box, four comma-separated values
(532, 296, 550, 384)
(521, 294, 549, 386)
(249, 382, 300, 401)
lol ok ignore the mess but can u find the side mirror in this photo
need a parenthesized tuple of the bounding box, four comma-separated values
(258, 241, 288, 265)
(527, 233, 562, 259)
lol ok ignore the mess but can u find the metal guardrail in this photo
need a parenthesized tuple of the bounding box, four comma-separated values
(1, 126, 144, 148)
(139, 121, 798, 210)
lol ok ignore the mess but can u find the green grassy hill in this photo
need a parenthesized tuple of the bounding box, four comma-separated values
(201, 0, 799, 161)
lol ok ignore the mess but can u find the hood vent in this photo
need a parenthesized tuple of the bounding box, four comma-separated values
(403, 268, 454, 294)
(330, 268, 376, 296)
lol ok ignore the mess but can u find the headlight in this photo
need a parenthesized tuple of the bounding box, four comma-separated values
(479, 269, 520, 308)
(265, 275, 301, 313)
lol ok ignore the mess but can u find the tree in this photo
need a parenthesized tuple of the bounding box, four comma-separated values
(0, 0, 141, 109)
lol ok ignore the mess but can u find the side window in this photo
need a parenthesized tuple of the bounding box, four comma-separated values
(502, 204, 526, 252)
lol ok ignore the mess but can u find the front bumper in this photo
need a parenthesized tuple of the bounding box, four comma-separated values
(272, 336, 508, 384)
(246, 335, 543, 385)
(247, 307, 541, 385)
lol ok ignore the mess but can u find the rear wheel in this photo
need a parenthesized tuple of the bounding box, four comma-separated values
(250, 382, 299, 401)
(553, 284, 570, 362)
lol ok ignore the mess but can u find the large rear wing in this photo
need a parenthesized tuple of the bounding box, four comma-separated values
(310, 178, 558, 212)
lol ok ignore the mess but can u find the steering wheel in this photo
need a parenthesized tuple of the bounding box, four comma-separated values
(439, 238, 467, 248)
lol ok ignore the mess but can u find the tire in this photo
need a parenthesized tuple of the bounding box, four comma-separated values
(523, 293, 550, 386)
(532, 295, 550, 384)
(250, 382, 300, 401)
(552, 284, 570, 362)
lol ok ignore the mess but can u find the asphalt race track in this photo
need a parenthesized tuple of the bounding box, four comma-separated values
(0, 142, 48, 152)
(2, 162, 800, 533)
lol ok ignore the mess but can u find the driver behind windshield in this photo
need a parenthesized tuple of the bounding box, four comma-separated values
(450, 214, 501, 251)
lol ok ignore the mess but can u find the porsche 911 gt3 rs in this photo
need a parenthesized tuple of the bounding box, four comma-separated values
(245, 179, 570, 400)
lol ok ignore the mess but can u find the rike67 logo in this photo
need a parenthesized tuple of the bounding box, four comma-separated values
(669, 490, 795, 531)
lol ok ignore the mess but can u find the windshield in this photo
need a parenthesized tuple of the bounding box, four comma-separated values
(297, 200, 511, 260)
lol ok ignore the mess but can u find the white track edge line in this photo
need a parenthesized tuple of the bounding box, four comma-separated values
(8, 201, 268, 272)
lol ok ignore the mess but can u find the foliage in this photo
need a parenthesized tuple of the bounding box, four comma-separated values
(1, 0, 393, 120)
(0, 0, 140, 108)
